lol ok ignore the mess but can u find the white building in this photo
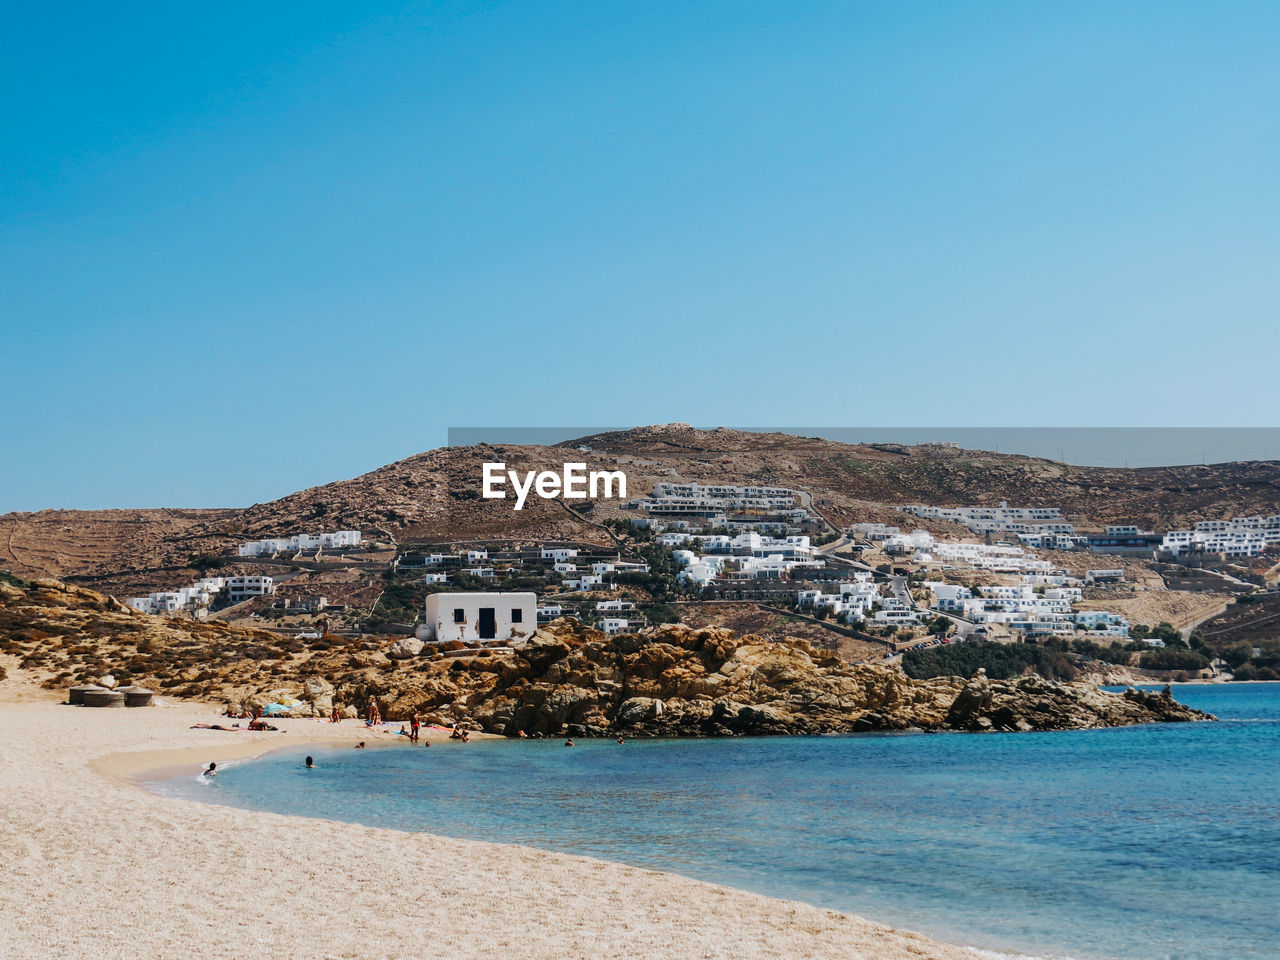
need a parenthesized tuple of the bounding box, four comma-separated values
(926, 582, 973, 612)
(599, 618, 631, 635)
(596, 599, 636, 612)
(541, 547, 579, 561)
(126, 577, 229, 615)
(562, 575, 605, 592)
(421, 592, 537, 644)
(537, 604, 563, 621)
(1072, 610, 1131, 636)
(238, 531, 362, 557)
(1161, 514, 1280, 557)
(632, 482, 802, 519)
(899, 502, 1072, 536)
(226, 576, 275, 602)
(885, 531, 1056, 573)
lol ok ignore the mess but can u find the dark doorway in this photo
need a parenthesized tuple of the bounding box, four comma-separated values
(478, 607, 497, 639)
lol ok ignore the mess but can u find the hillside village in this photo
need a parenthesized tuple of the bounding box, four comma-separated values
(76, 442, 1280, 685)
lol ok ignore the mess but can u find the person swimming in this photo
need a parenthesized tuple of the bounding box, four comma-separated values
(564, 738, 575, 747)
(305, 756, 315, 768)
(203, 762, 217, 777)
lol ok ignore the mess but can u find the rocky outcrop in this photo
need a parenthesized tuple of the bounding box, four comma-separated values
(0, 576, 1215, 736)
(352, 620, 1214, 737)
(944, 673, 1209, 732)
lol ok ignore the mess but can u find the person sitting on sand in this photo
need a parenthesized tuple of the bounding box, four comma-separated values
(331, 705, 341, 723)
(203, 762, 217, 777)
(397, 724, 409, 737)
(305, 756, 315, 768)
(355, 741, 366, 749)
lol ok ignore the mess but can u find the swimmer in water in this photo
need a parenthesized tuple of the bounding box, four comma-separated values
(305, 756, 315, 768)
(203, 762, 217, 777)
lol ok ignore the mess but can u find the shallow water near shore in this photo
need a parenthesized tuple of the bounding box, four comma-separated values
(153, 684, 1280, 960)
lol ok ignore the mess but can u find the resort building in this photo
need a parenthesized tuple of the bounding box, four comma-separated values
(1160, 514, 1280, 558)
(238, 531, 362, 557)
(226, 576, 276, 602)
(898, 502, 1074, 536)
(1085, 526, 1162, 556)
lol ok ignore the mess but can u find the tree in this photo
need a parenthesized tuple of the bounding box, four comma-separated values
(928, 615, 953, 636)
(1139, 648, 1210, 672)
(1222, 642, 1255, 670)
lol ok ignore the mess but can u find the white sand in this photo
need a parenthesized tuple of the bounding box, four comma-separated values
(0, 690, 983, 960)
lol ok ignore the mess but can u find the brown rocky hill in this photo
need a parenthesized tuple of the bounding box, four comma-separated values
(0, 574, 1211, 736)
(2, 425, 1277, 592)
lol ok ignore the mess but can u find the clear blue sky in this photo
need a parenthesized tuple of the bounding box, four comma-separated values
(3, 1, 1278, 510)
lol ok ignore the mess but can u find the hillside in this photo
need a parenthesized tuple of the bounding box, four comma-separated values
(2, 425, 1278, 601)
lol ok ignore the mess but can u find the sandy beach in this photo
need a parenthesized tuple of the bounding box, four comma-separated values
(0, 685, 986, 960)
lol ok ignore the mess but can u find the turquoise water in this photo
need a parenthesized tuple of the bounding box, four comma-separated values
(156, 684, 1280, 960)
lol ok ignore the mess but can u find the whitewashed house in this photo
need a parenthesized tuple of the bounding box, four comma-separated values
(421, 592, 537, 644)
(541, 547, 579, 561)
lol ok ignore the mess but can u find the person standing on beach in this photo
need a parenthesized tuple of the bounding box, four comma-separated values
(410, 713, 420, 743)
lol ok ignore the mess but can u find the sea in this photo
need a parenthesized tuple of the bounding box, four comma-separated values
(152, 684, 1280, 960)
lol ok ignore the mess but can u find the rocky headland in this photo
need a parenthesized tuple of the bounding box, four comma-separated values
(0, 574, 1213, 736)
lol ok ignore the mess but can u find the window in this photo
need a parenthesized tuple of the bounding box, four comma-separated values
(453, 608, 465, 623)
(512, 609, 523, 623)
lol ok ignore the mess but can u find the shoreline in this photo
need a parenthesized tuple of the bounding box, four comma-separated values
(0, 688, 989, 960)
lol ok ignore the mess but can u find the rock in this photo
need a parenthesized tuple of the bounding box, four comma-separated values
(617, 697, 661, 725)
(945, 669, 993, 729)
(304, 676, 333, 696)
(98, 674, 116, 689)
(387, 637, 424, 660)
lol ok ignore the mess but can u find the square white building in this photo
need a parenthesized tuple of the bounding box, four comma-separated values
(421, 592, 537, 644)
